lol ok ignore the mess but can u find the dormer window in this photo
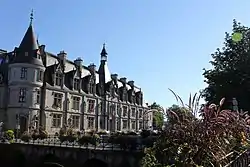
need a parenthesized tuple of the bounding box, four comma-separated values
(110, 83, 115, 97)
(89, 78, 95, 94)
(55, 72, 63, 86)
(73, 78, 80, 90)
(123, 90, 127, 101)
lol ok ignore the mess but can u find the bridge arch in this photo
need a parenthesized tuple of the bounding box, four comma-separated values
(83, 158, 108, 167)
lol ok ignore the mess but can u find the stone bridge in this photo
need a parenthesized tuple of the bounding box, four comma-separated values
(0, 143, 144, 167)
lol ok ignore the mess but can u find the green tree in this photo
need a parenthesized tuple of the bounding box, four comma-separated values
(149, 102, 164, 129)
(167, 104, 194, 125)
(203, 19, 250, 111)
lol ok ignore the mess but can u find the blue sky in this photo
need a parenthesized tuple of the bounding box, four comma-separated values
(0, 0, 250, 109)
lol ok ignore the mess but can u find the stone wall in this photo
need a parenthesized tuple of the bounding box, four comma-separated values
(0, 143, 144, 167)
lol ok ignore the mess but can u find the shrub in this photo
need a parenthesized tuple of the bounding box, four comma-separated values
(97, 130, 108, 135)
(141, 94, 250, 167)
(38, 127, 48, 139)
(85, 129, 95, 136)
(31, 128, 48, 140)
(126, 131, 138, 136)
(4, 129, 14, 142)
(78, 133, 100, 146)
(109, 134, 139, 150)
(20, 131, 31, 142)
(59, 128, 66, 136)
(58, 126, 78, 143)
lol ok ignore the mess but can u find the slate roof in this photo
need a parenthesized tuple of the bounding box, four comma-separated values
(10, 23, 44, 67)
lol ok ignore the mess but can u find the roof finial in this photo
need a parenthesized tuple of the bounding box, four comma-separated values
(30, 9, 34, 26)
(101, 43, 108, 57)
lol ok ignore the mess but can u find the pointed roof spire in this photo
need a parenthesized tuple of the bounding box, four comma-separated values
(19, 10, 38, 52)
(101, 43, 108, 56)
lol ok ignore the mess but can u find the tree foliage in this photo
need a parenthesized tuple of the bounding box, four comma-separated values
(203, 19, 250, 111)
(149, 102, 164, 129)
(166, 104, 192, 125)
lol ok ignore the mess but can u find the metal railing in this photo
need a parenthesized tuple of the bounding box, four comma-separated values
(0, 134, 156, 151)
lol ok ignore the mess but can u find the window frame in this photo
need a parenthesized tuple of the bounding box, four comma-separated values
(87, 117, 94, 129)
(55, 72, 63, 86)
(53, 93, 63, 108)
(36, 70, 44, 82)
(20, 67, 27, 80)
(19, 88, 26, 103)
(122, 106, 128, 117)
(72, 115, 80, 128)
(73, 78, 80, 90)
(36, 89, 40, 104)
(88, 99, 95, 113)
(72, 96, 80, 110)
(122, 120, 128, 129)
(52, 114, 61, 128)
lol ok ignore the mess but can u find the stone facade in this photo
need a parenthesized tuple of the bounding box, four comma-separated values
(0, 16, 152, 135)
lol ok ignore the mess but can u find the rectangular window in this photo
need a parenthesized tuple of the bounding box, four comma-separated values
(139, 121, 143, 129)
(72, 96, 80, 110)
(20, 67, 27, 80)
(131, 108, 136, 117)
(89, 82, 95, 94)
(73, 78, 80, 90)
(144, 121, 149, 129)
(52, 114, 61, 128)
(53, 93, 62, 108)
(139, 109, 143, 118)
(131, 121, 136, 129)
(55, 72, 63, 86)
(36, 70, 43, 81)
(122, 120, 128, 129)
(19, 88, 26, 103)
(122, 106, 128, 117)
(72, 115, 80, 128)
(87, 117, 94, 129)
(109, 105, 116, 116)
(88, 99, 95, 113)
(116, 120, 121, 131)
(36, 90, 40, 104)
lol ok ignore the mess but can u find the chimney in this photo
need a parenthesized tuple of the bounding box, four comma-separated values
(57, 50, 67, 64)
(127, 80, 134, 87)
(111, 74, 118, 80)
(88, 63, 96, 74)
(120, 77, 127, 84)
(74, 57, 83, 67)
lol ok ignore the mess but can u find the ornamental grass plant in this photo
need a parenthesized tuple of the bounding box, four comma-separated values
(141, 90, 250, 167)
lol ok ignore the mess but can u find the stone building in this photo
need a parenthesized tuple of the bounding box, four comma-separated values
(0, 15, 152, 134)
